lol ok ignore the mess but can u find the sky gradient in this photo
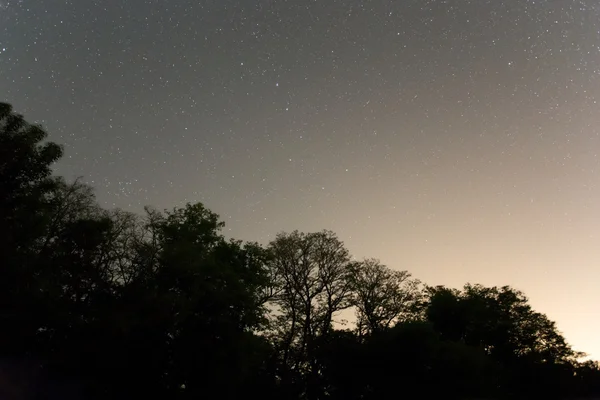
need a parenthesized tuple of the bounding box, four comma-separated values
(1, 0, 599, 358)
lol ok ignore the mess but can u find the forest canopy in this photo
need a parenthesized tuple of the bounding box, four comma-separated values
(1, 102, 599, 399)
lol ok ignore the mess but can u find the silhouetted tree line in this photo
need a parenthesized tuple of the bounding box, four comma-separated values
(1, 101, 599, 399)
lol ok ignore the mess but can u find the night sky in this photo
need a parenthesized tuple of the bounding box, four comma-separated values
(2, 0, 600, 358)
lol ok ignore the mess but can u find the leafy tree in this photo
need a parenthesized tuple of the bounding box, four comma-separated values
(427, 284, 579, 362)
(0, 103, 63, 259)
(425, 284, 583, 397)
(137, 203, 273, 398)
(0, 103, 64, 361)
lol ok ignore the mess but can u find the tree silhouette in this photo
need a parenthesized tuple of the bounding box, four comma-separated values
(348, 258, 421, 336)
(0, 103, 64, 363)
(147, 203, 273, 398)
(265, 230, 354, 399)
(425, 284, 585, 398)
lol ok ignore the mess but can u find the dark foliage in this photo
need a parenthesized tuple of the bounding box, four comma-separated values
(1, 102, 599, 399)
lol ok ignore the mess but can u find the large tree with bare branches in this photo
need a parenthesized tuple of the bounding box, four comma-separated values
(266, 230, 354, 397)
(348, 258, 421, 337)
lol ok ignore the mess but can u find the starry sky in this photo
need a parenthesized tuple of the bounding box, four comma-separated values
(2, 0, 600, 358)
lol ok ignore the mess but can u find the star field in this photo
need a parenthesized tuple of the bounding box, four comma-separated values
(1, 0, 600, 358)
